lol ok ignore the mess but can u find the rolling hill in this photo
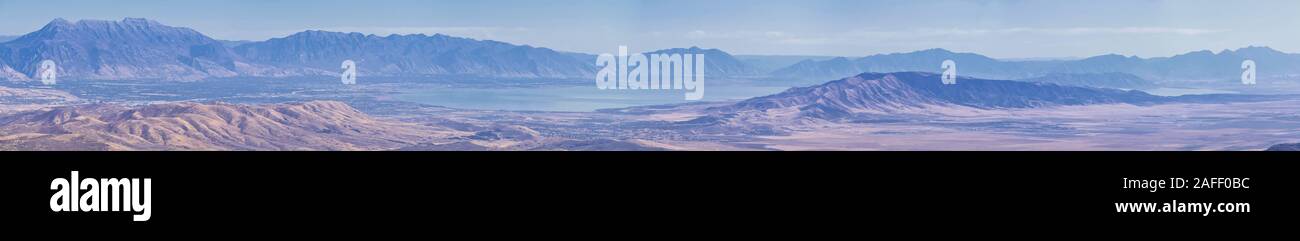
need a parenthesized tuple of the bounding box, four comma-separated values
(0, 101, 462, 150)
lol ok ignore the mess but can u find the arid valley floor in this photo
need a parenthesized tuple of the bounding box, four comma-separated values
(4, 76, 1300, 151)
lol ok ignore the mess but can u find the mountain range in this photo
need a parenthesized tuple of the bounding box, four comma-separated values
(232, 30, 596, 78)
(773, 47, 1300, 84)
(734, 55, 842, 74)
(0, 18, 765, 81)
(0, 18, 260, 81)
(3, 17, 1298, 87)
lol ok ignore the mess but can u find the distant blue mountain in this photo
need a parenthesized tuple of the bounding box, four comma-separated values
(0, 35, 16, 43)
(0, 18, 768, 81)
(772, 47, 1300, 83)
(0, 18, 254, 81)
(218, 40, 253, 48)
(644, 47, 759, 77)
(233, 30, 597, 79)
(773, 49, 1053, 80)
(734, 55, 841, 74)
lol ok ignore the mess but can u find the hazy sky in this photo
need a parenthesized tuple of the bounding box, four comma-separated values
(1, 0, 1298, 58)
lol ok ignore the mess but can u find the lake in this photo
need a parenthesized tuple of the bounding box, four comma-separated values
(392, 84, 789, 112)
(0, 77, 795, 112)
(1144, 87, 1239, 96)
